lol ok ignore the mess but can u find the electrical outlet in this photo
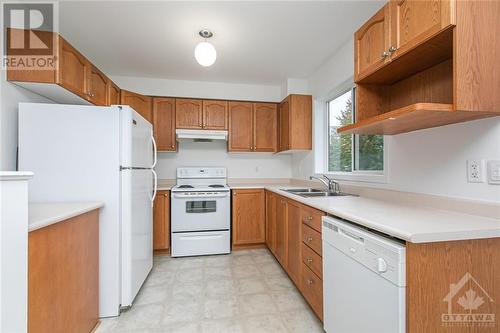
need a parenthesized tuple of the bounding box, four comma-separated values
(467, 159, 485, 183)
(487, 160, 500, 185)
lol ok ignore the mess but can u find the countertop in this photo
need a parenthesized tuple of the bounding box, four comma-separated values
(265, 186, 500, 243)
(29, 202, 104, 232)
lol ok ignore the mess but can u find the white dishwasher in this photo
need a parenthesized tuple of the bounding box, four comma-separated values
(322, 216, 406, 333)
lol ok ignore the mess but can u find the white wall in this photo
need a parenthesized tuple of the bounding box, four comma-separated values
(113, 75, 291, 179)
(155, 140, 291, 179)
(298, 38, 500, 203)
(0, 72, 52, 171)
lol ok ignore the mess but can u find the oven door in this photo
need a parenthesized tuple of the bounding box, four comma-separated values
(171, 191, 230, 232)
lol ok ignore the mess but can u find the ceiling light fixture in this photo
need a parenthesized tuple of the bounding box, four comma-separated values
(194, 29, 217, 67)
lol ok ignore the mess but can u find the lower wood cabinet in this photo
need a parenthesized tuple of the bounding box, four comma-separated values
(153, 190, 170, 253)
(286, 200, 302, 285)
(301, 263, 323, 321)
(265, 191, 277, 254)
(275, 195, 287, 265)
(232, 189, 266, 247)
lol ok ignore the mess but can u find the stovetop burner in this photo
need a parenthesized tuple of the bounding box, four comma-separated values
(209, 184, 225, 188)
(178, 185, 194, 189)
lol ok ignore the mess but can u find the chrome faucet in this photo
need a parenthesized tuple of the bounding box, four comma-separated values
(310, 175, 340, 193)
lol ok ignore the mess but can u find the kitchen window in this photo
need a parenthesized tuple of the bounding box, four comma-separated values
(327, 88, 386, 181)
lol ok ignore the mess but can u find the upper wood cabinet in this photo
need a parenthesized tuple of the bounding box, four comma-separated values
(389, 0, 455, 61)
(278, 95, 312, 152)
(121, 90, 153, 122)
(58, 37, 89, 98)
(175, 99, 203, 129)
(354, 4, 391, 81)
(229, 102, 278, 152)
(106, 80, 120, 106)
(203, 100, 228, 130)
(153, 191, 170, 252)
(152, 98, 176, 151)
(228, 102, 254, 151)
(232, 189, 266, 246)
(87, 64, 108, 106)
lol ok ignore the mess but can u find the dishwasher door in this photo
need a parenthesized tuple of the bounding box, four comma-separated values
(322, 216, 406, 333)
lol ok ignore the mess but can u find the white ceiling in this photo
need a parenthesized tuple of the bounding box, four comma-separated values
(59, 1, 383, 85)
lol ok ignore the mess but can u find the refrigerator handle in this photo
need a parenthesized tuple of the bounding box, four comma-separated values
(151, 135, 158, 168)
(151, 169, 158, 206)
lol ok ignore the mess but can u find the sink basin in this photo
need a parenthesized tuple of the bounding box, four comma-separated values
(282, 188, 324, 193)
(282, 188, 357, 198)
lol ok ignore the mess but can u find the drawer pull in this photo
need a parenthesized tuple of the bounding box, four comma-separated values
(306, 237, 313, 242)
(306, 258, 313, 263)
(306, 279, 314, 285)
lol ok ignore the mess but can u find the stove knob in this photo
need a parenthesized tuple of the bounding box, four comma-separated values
(377, 258, 387, 273)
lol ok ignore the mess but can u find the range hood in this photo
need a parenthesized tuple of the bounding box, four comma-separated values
(176, 129, 228, 141)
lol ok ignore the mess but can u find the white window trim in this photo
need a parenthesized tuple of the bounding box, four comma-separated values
(322, 85, 388, 184)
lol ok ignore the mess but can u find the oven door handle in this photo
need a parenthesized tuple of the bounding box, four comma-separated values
(172, 192, 229, 199)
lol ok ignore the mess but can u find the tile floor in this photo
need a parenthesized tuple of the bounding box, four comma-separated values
(96, 248, 324, 333)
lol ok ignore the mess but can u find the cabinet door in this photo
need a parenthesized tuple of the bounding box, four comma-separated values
(58, 38, 88, 98)
(228, 102, 254, 152)
(275, 196, 287, 265)
(153, 191, 170, 251)
(232, 189, 265, 245)
(254, 103, 278, 152)
(278, 99, 290, 151)
(175, 99, 202, 129)
(265, 192, 277, 254)
(203, 100, 228, 130)
(389, 0, 455, 60)
(153, 97, 176, 151)
(87, 64, 108, 106)
(286, 200, 302, 286)
(106, 80, 120, 106)
(354, 4, 391, 81)
(120, 90, 153, 123)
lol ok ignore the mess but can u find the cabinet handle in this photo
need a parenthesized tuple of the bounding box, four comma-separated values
(306, 279, 314, 285)
(388, 46, 397, 53)
(306, 237, 313, 242)
(171, 145, 174, 148)
(303, 216, 313, 221)
(381, 51, 390, 58)
(306, 258, 313, 263)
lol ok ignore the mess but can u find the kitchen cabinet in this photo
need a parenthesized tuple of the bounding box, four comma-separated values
(229, 102, 278, 152)
(228, 102, 254, 151)
(58, 37, 89, 99)
(265, 191, 277, 255)
(175, 99, 203, 129)
(278, 94, 312, 152)
(153, 190, 170, 253)
(286, 200, 302, 286)
(232, 189, 266, 246)
(120, 90, 153, 123)
(275, 195, 287, 265)
(152, 98, 176, 151)
(203, 100, 228, 130)
(87, 64, 108, 106)
(106, 80, 120, 105)
(354, 4, 391, 81)
(301, 263, 323, 321)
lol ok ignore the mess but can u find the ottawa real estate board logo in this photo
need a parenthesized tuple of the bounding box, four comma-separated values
(2, 2, 57, 70)
(442, 272, 496, 328)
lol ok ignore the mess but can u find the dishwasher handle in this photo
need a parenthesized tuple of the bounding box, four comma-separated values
(338, 228, 365, 244)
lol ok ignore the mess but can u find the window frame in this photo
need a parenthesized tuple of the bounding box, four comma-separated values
(324, 86, 388, 183)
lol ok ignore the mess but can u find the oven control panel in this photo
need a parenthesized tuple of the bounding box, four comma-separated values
(177, 167, 227, 179)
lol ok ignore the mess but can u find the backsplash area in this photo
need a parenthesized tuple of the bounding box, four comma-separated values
(154, 140, 292, 179)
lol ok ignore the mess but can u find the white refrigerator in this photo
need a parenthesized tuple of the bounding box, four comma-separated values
(18, 103, 157, 318)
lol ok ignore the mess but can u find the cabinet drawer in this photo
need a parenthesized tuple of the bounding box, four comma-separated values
(302, 243, 322, 278)
(301, 263, 323, 321)
(301, 206, 324, 232)
(302, 224, 322, 256)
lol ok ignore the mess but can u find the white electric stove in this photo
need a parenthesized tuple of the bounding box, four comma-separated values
(170, 167, 231, 257)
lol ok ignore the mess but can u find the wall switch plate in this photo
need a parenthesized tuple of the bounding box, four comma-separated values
(467, 159, 485, 183)
(487, 160, 500, 185)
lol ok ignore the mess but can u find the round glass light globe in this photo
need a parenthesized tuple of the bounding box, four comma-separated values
(194, 41, 217, 67)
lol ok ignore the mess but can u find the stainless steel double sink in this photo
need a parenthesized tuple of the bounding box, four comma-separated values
(281, 188, 356, 198)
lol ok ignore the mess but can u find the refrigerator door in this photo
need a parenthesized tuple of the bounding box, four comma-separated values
(18, 103, 122, 317)
(121, 168, 153, 307)
(120, 106, 154, 168)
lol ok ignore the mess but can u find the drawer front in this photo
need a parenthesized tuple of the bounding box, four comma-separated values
(302, 224, 322, 256)
(301, 207, 324, 233)
(301, 263, 323, 321)
(302, 243, 322, 277)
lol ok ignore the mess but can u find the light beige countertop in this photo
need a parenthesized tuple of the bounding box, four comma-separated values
(28, 202, 104, 232)
(266, 186, 500, 243)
